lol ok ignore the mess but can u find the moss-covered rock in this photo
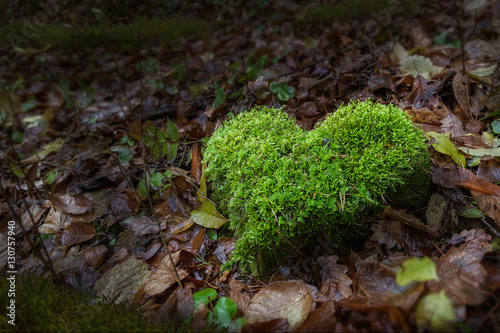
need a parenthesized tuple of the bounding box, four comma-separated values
(0, 271, 174, 332)
(204, 100, 430, 274)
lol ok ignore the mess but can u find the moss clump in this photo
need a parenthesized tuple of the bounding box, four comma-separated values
(0, 271, 174, 332)
(204, 100, 430, 273)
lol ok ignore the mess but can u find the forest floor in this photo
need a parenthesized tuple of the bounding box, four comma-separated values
(1, 0, 500, 331)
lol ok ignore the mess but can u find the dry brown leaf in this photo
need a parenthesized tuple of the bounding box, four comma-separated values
(50, 192, 91, 215)
(229, 279, 252, 315)
(144, 251, 188, 296)
(84, 244, 110, 270)
(318, 255, 353, 302)
(470, 189, 500, 222)
(410, 75, 438, 109)
(440, 113, 465, 137)
(429, 229, 492, 305)
(130, 216, 166, 236)
(95, 256, 150, 304)
(57, 222, 96, 246)
(370, 220, 403, 250)
(191, 142, 202, 185)
(110, 188, 140, 220)
(367, 73, 395, 92)
(296, 300, 335, 332)
(242, 318, 288, 333)
(477, 157, 500, 183)
(452, 71, 471, 115)
(244, 280, 312, 332)
(154, 286, 194, 324)
(383, 206, 438, 236)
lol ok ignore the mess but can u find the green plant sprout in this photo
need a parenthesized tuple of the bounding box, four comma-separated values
(144, 119, 179, 162)
(117, 147, 133, 163)
(138, 169, 173, 198)
(269, 81, 295, 102)
(204, 100, 430, 274)
(190, 288, 244, 331)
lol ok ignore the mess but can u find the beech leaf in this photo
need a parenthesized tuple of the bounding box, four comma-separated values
(244, 280, 311, 332)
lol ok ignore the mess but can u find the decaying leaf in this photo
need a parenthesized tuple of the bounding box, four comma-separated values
(453, 71, 471, 114)
(318, 255, 353, 302)
(130, 216, 166, 236)
(84, 244, 110, 270)
(296, 300, 335, 332)
(95, 256, 150, 304)
(144, 251, 188, 296)
(244, 280, 312, 332)
(57, 222, 96, 246)
(400, 55, 443, 80)
(50, 192, 91, 215)
(429, 229, 492, 305)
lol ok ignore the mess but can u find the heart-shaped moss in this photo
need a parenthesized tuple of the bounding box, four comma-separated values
(205, 100, 430, 272)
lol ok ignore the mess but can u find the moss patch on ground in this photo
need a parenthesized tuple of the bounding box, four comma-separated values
(205, 100, 430, 274)
(0, 271, 176, 332)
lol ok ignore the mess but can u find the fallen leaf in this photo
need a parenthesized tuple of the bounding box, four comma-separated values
(50, 193, 91, 215)
(144, 251, 188, 296)
(95, 256, 150, 304)
(242, 318, 288, 333)
(296, 300, 335, 332)
(429, 229, 492, 305)
(318, 255, 353, 302)
(84, 244, 110, 270)
(427, 131, 466, 168)
(244, 280, 311, 332)
(190, 200, 228, 229)
(453, 71, 471, 115)
(57, 222, 96, 246)
(131, 216, 166, 236)
(459, 147, 500, 157)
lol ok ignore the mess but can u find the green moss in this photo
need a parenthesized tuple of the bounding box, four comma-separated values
(301, 0, 419, 25)
(0, 16, 211, 50)
(204, 101, 430, 274)
(0, 271, 175, 332)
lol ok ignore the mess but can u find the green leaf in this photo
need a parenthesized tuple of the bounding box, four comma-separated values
(21, 96, 36, 112)
(138, 180, 148, 197)
(480, 110, 500, 121)
(213, 88, 227, 109)
(492, 120, 500, 134)
(193, 288, 217, 308)
(458, 208, 484, 219)
(459, 147, 500, 157)
(12, 131, 23, 143)
(270, 82, 295, 102)
(269, 81, 280, 93)
(166, 118, 179, 142)
(189, 83, 205, 97)
(206, 228, 217, 241)
(46, 170, 58, 185)
(396, 257, 439, 287)
(416, 291, 456, 332)
(150, 172, 164, 189)
(190, 200, 228, 229)
(433, 32, 447, 45)
(167, 143, 178, 163)
(213, 297, 237, 328)
(427, 132, 466, 168)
